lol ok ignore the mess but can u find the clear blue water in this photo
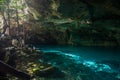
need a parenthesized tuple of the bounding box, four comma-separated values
(37, 45, 120, 61)
(35, 45, 120, 80)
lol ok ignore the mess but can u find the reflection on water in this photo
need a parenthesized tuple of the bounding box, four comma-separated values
(37, 45, 120, 61)
(35, 45, 120, 80)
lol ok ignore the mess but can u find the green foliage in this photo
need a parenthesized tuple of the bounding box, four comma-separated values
(0, 0, 5, 3)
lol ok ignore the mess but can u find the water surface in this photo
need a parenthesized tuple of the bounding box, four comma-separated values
(35, 45, 120, 80)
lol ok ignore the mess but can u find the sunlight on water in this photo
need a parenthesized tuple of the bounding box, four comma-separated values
(43, 49, 83, 63)
(83, 61, 112, 73)
(42, 49, 114, 73)
(35, 45, 120, 80)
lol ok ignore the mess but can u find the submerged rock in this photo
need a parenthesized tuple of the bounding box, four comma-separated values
(116, 74, 120, 79)
(35, 66, 65, 78)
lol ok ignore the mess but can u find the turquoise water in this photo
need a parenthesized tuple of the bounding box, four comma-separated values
(37, 45, 120, 61)
(35, 45, 120, 80)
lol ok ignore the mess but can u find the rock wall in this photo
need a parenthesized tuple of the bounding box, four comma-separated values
(25, 0, 120, 46)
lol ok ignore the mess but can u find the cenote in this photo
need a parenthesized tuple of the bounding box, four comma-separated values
(0, 0, 120, 80)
